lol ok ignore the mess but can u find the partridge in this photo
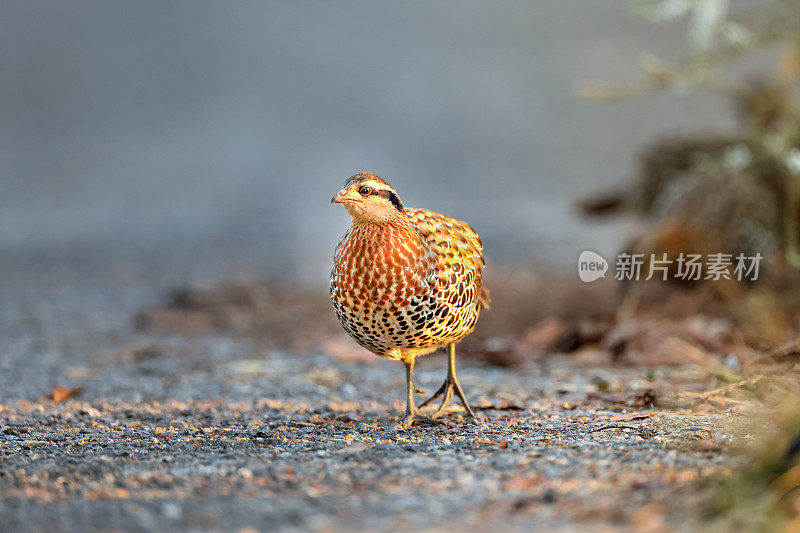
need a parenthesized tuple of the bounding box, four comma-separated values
(330, 172, 488, 427)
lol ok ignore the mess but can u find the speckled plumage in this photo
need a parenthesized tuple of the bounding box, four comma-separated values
(331, 202, 485, 362)
(330, 172, 487, 426)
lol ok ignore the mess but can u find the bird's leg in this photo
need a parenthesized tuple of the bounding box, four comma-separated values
(418, 343, 478, 420)
(398, 358, 441, 429)
(402, 360, 416, 427)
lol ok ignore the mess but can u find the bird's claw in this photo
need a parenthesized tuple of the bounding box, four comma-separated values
(396, 411, 444, 430)
(418, 376, 477, 420)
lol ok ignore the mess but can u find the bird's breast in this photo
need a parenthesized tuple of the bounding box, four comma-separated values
(331, 223, 436, 315)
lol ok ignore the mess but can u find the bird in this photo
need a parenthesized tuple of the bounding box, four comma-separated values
(330, 172, 489, 428)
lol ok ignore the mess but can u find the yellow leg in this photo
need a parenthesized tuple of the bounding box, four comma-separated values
(398, 358, 442, 429)
(417, 343, 478, 419)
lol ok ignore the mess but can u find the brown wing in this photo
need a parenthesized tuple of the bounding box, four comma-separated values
(405, 207, 489, 310)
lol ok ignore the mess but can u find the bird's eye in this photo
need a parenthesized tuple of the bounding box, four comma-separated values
(358, 186, 372, 196)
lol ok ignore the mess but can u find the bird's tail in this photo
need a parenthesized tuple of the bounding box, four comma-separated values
(479, 286, 491, 310)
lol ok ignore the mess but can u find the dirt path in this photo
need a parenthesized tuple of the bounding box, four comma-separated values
(0, 288, 734, 532)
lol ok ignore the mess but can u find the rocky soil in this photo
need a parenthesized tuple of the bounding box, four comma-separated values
(0, 281, 749, 532)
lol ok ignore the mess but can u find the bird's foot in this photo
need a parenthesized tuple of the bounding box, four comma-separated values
(418, 376, 479, 420)
(396, 409, 444, 430)
(417, 380, 448, 411)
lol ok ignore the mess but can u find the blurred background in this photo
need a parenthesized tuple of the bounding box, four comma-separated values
(4, 3, 800, 530)
(0, 0, 746, 299)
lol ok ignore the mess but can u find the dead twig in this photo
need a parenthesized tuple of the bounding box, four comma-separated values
(591, 423, 640, 433)
(590, 424, 656, 439)
(696, 376, 767, 401)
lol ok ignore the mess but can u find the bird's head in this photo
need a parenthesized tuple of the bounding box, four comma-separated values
(331, 172, 406, 224)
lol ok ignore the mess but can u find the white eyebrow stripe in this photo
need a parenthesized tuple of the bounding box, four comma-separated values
(361, 180, 392, 191)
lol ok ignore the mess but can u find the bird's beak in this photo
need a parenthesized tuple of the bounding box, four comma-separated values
(330, 188, 353, 204)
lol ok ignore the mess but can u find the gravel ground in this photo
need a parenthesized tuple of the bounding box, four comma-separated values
(0, 288, 734, 532)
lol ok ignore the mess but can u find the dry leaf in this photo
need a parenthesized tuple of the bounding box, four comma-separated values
(475, 400, 525, 411)
(41, 386, 85, 404)
(513, 318, 565, 356)
(602, 413, 653, 422)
